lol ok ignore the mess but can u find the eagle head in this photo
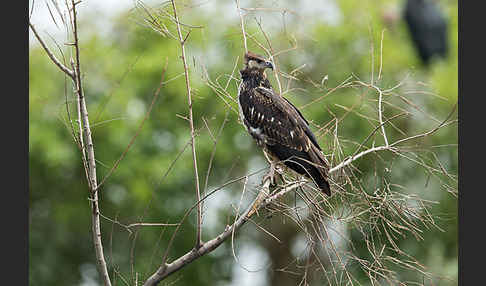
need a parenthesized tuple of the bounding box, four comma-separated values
(244, 51, 274, 71)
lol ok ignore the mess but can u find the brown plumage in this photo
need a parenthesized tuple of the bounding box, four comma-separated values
(238, 51, 331, 195)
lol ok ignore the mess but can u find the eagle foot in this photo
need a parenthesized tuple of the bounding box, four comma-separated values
(264, 158, 288, 188)
(262, 162, 278, 187)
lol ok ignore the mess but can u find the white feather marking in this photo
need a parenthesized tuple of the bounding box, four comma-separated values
(250, 107, 254, 117)
(258, 87, 273, 93)
(290, 131, 294, 138)
(249, 126, 261, 135)
(271, 117, 274, 122)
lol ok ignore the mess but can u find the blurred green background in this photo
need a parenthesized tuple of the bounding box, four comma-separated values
(29, 0, 457, 285)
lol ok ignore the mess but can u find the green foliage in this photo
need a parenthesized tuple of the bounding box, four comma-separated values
(29, 0, 457, 285)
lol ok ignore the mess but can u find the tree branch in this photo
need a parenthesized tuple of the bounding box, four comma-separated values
(144, 180, 274, 285)
(390, 102, 457, 147)
(170, 0, 203, 249)
(141, 95, 457, 285)
(29, 22, 75, 79)
(32, 1, 111, 283)
(96, 58, 168, 190)
(70, 1, 111, 285)
(236, 0, 248, 53)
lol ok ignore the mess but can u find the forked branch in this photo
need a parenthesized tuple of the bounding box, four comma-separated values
(144, 180, 276, 285)
(31, 1, 112, 285)
(29, 22, 74, 79)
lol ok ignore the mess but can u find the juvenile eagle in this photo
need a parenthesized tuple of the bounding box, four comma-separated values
(238, 51, 331, 195)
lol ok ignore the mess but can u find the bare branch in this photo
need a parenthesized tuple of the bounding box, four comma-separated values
(202, 111, 230, 217)
(127, 223, 180, 228)
(240, 7, 299, 16)
(378, 29, 385, 81)
(170, 0, 203, 249)
(96, 58, 169, 190)
(329, 146, 391, 174)
(70, 1, 111, 284)
(254, 18, 283, 94)
(29, 22, 74, 79)
(236, 0, 248, 53)
(143, 179, 308, 285)
(368, 22, 374, 85)
(390, 102, 457, 147)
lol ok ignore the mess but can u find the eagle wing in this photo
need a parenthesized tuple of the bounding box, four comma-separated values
(239, 85, 331, 194)
(264, 88, 322, 151)
(242, 86, 318, 152)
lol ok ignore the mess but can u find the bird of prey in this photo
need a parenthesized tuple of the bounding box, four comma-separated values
(238, 51, 331, 195)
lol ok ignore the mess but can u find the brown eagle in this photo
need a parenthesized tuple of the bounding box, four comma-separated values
(238, 51, 331, 195)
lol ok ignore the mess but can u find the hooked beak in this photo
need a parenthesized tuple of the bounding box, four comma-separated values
(264, 61, 274, 70)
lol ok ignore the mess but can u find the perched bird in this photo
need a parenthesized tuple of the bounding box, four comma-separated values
(403, 0, 448, 66)
(238, 51, 331, 195)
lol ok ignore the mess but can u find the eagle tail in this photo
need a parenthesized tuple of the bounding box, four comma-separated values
(307, 145, 331, 195)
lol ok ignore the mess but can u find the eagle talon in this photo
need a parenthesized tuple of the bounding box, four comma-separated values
(262, 173, 275, 186)
(262, 161, 277, 186)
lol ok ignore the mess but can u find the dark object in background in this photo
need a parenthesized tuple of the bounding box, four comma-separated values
(403, 0, 449, 66)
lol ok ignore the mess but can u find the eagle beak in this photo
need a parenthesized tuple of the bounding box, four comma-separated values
(265, 61, 274, 70)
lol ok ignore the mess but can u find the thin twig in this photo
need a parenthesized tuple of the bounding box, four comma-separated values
(202, 111, 230, 219)
(97, 58, 169, 190)
(236, 0, 248, 53)
(231, 176, 249, 267)
(127, 222, 180, 228)
(329, 145, 391, 174)
(369, 22, 374, 85)
(353, 80, 392, 146)
(240, 7, 299, 16)
(170, 0, 203, 249)
(254, 18, 283, 94)
(378, 87, 389, 146)
(29, 22, 74, 79)
(378, 29, 385, 81)
(390, 102, 457, 147)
